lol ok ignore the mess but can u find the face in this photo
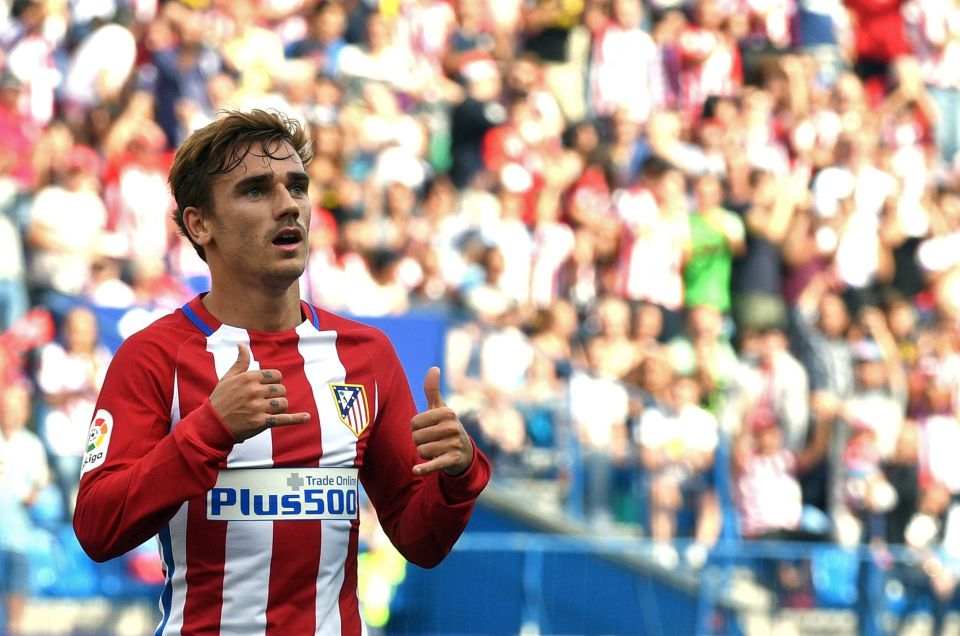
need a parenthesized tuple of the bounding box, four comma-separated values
(550, 300, 578, 336)
(641, 355, 672, 392)
(1, 385, 29, 436)
(688, 305, 721, 338)
(185, 141, 312, 292)
(672, 376, 700, 407)
(634, 304, 663, 340)
(819, 293, 849, 337)
(613, 0, 642, 27)
(856, 359, 887, 389)
(319, 5, 347, 42)
(599, 297, 630, 337)
(694, 175, 722, 210)
(507, 60, 538, 94)
(754, 425, 781, 454)
(65, 307, 99, 353)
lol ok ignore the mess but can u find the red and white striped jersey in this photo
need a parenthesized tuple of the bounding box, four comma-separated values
(734, 449, 802, 538)
(588, 23, 665, 122)
(675, 26, 742, 120)
(74, 295, 490, 636)
(614, 186, 689, 310)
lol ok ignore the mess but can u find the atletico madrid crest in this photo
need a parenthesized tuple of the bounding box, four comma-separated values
(329, 383, 370, 437)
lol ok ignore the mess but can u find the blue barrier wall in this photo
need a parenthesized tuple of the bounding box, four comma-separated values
(387, 504, 743, 636)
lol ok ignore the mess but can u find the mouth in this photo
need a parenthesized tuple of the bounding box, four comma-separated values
(271, 226, 304, 250)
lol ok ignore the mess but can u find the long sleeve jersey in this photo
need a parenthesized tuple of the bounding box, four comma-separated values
(73, 295, 490, 636)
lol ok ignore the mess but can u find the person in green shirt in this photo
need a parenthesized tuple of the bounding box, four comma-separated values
(684, 173, 745, 312)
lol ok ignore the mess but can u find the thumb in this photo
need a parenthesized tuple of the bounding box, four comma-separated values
(423, 366, 444, 409)
(225, 343, 251, 377)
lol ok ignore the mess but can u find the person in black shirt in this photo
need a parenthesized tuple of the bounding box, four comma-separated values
(449, 53, 506, 189)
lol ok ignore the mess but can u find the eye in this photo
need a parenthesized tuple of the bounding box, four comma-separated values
(289, 183, 307, 196)
(246, 187, 263, 197)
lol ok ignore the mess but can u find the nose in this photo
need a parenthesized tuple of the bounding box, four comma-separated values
(273, 183, 301, 221)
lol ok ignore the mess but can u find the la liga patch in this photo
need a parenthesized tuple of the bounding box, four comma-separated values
(81, 409, 113, 475)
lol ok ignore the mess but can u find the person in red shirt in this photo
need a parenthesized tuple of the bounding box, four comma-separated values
(73, 109, 490, 635)
(845, 0, 913, 95)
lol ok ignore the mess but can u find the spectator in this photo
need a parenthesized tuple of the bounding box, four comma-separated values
(60, 22, 138, 121)
(4, 0, 60, 128)
(587, 0, 665, 123)
(504, 53, 565, 143)
(833, 331, 912, 545)
(0, 68, 39, 199)
(0, 382, 50, 635)
(101, 102, 177, 264)
(683, 172, 745, 314)
(82, 255, 136, 309)
(530, 299, 586, 370)
(449, 51, 506, 188)
(36, 306, 110, 515)
(530, 183, 577, 307)
(0, 204, 28, 332)
(792, 0, 852, 87)
(444, 0, 499, 77)
(674, 0, 742, 122)
(345, 249, 411, 317)
(614, 156, 691, 340)
(570, 338, 631, 526)
(902, 479, 960, 636)
(582, 295, 639, 380)
(726, 325, 810, 452)
(479, 188, 535, 304)
(25, 145, 109, 304)
(732, 407, 832, 541)
(845, 0, 912, 89)
(146, 6, 225, 149)
(637, 372, 721, 567)
(903, 0, 960, 169)
(338, 11, 426, 98)
(520, 0, 587, 122)
(731, 170, 803, 334)
(838, 419, 900, 531)
(905, 374, 960, 635)
(791, 271, 856, 416)
(285, 0, 348, 76)
(221, 0, 287, 98)
(667, 304, 739, 413)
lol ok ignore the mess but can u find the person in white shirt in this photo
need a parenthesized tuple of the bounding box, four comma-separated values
(638, 373, 720, 566)
(0, 382, 50, 635)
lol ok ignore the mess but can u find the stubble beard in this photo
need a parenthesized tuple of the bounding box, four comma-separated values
(260, 254, 308, 290)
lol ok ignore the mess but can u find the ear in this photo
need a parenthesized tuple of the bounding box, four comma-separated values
(183, 206, 212, 248)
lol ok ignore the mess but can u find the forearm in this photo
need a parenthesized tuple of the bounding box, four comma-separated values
(73, 400, 235, 562)
(366, 442, 490, 568)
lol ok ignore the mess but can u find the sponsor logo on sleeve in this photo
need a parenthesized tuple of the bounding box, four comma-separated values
(328, 383, 369, 437)
(81, 409, 113, 475)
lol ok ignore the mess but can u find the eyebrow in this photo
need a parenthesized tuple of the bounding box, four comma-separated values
(233, 171, 310, 193)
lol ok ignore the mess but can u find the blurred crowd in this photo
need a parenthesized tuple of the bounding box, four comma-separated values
(6, 0, 960, 630)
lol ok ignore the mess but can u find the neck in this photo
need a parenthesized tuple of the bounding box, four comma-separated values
(202, 283, 304, 332)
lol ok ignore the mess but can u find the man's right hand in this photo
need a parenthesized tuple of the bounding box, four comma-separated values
(208, 343, 311, 441)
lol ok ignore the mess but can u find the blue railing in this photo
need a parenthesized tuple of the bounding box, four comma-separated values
(386, 531, 957, 636)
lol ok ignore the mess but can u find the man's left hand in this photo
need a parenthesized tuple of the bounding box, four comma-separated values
(411, 367, 474, 476)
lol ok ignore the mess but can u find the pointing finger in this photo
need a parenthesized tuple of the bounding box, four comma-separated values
(264, 412, 311, 430)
